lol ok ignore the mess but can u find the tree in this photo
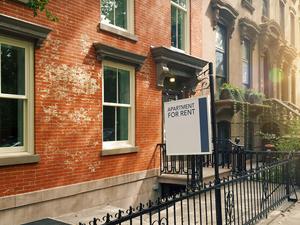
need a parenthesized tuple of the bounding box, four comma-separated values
(27, 0, 58, 22)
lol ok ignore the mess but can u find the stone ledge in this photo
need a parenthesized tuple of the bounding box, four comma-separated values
(99, 22, 138, 42)
(0, 154, 39, 167)
(94, 43, 146, 70)
(0, 13, 51, 47)
(101, 146, 139, 156)
(0, 168, 159, 211)
(14, 0, 29, 3)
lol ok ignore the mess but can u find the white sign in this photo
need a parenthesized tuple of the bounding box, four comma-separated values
(164, 96, 212, 155)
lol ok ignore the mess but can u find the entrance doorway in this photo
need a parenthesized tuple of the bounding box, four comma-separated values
(162, 76, 191, 142)
(217, 121, 231, 164)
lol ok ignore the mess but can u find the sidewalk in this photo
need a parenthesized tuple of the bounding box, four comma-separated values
(258, 198, 300, 225)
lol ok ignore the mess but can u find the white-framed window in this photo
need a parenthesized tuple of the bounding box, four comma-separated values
(101, 0, 134, 33)
(0, 35, 34, 156)
(242, 39, 251, 88)
(102, 61, 135, 150)
(171, 0, 190, 52)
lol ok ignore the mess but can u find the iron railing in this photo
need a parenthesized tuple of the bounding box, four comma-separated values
(79, 152, 298, 225)
(159, 140, 297, 178)
(158, 139, 234, 176)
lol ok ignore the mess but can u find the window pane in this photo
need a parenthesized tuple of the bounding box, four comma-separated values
(242, 61, 249, 85)
(103, 106, 115, 141)
(262, 0, 269, 17)
(216, 51, 225, 77)
(178, 9, 185, 50)
(1, 44, 25, 95)
(216, 77, 226, 90)
(242, 40, 250, 60)
(242, 43, 246, 59)
(115, 0, 127, 29)
(171, 0, 179, 4)
(117, 107, 128, 141)
(179, 0, 187, 8)
(171, 6, 177, 48)
(118, 69, 130, 104)
(291, 14, 295, 46)
(216, 26, 225, 50)
(104, 66, 117, 103)
(0, 99, 23, 147)
(280, 2, 285, 34)
(101, 0, 115, 25)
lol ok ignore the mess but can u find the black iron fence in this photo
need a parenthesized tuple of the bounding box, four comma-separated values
(159, 140, 244, 176)
(159, 141, 297, 182)
(79, 150, 298, 225)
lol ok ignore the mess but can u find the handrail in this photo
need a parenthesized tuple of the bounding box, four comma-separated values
(284, 101, 300, 114)
(264, 98, 300, 117)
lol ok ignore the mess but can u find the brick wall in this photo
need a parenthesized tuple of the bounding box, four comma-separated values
(0, 0, 203, 197)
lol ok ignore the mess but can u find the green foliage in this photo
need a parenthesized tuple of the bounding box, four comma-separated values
(275, 136, 300, 151)
(220, 83, 239, 92)
(27, 0, 58, 22)
(220, 83, 245, 102)
(275, 120, 300, 151)
(244, 89, 265, 104)
(258, 120, 300, 151)
(219, 83, 265, 104)
(245, 89, 265, 99)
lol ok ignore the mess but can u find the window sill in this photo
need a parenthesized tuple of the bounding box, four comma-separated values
(101, 146, 139, 156)
(13, 0, 29, 4)
(170, 46, 187, 54)
(241, 0, 255, 14)
(99, 23, 138, 42)
(0, 153, 40, 166)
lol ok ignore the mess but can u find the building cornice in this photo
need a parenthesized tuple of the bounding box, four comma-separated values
(259, 19, 283, 55)
(151, 46, 208, 89)
(239, 17, 260, 48)
(0, 13, 51, 48)
(210, 0, 239, 37)
(241, 0, 255, 14)
(93, 43, 147, 70)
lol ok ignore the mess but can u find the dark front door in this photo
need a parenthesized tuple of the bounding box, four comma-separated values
(162, 77, 189, 143)
(217, 121, 231, 164)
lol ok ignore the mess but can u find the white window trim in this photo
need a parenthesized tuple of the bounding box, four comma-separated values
(0, 35, 34, 156)
(100, 0, 135, 34)
(171, 0, 190, 53)
(102, 61, 135, 151)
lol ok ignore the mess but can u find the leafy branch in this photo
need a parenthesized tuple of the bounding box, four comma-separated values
(27, 0, 58, 22)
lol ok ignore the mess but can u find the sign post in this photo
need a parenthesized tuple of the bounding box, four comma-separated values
(208, 62, 222, 225)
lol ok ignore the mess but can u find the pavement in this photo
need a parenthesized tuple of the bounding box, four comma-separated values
(258, 195, 300, 225)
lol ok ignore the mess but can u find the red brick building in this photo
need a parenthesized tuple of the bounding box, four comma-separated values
(0, 1, 207, 224)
